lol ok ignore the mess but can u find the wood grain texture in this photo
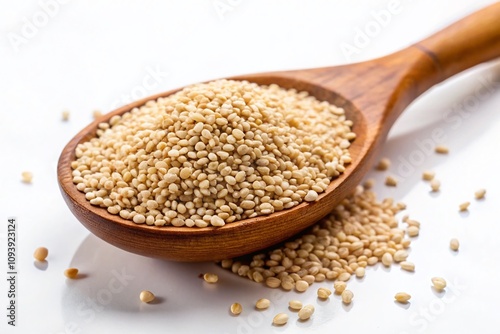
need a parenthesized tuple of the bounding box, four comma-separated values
(57, 3, 500, 261)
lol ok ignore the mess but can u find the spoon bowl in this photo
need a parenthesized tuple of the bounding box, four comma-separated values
(58, 4, 500, 261)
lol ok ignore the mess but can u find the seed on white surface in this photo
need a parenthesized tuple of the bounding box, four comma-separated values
(92, 109, 103, 119)
(295, 280, 309, 292)
(393, 250, 408, 263)
(431, 277, 447, 291)
(140, 290, 155, 303)
(407, 226, 420, 237)
(33, 247, 48, 261)
(289, 300, 303, 310)
(474, 188, 486, 200)
(400, 261, 415, 272)
(341, 290, 354, 304)
(382, 252, 393, 267)
(450, 238, 460, 251)
(298, 304, 315, 320)
(385, 176, 398, 187)
(435, 145, 449, 154)
(272, 313, 289, 326)
(375, 158, 390, 171)
(422, 170, 435, 181)
(203, 273, 219, 283)
(64, 268, 79, 279)
(430, 179, 441, 192)
(255, 298, 270, 310)
(355, 267, 365, 278)
(21, 171, 33, 183)
(459, 202, 470, 212)
(62, 110, 70, 121)
(334, 281, 347, 294)
(395, 292, 411, 303)
(230, 303, 242, 315)
(363, 178, 375, 189)
(317, 287, 332, 299)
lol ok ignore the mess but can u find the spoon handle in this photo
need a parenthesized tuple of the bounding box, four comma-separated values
(414, 2, 500, 86)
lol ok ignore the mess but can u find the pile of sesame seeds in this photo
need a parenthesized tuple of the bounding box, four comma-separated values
(71, 79, 355, 227)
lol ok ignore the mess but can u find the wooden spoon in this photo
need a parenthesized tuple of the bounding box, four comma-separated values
(58, 4, 500, 262)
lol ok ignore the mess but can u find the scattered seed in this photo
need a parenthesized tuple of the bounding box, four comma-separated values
(474, 188, 486, 200)
(431, 277, 447, 291)
(334, 281, 347, 294)
(317, 287, 332, 299)
(62, 110, 70, 121)
(407, 226, 420, 237)
(272, 313, 289, 326)
(385, 176, 398, 187)
(430, 179, 440, 192)
(450, 238, 460, 251)
(255, 298, 270, 310)
(395, 292, 411, 303)
(230, 302, 242, 315)
(363, 178, 375, 189)
(33, 247, 48, 262)
(375, 158, 390, 171)
(355, 267, 365, 278)
(422, 170, 435, 181)
(295, 280, 309, 292)
(459, 202, 470, 212)
(298, 304, 315, 320)
(382, 252, 393, 267)
(289, 300, 303, 311)
(435, 145, 449, 154)
(21, 171, 33, 183)
(341, 290, 354, 304)
(393, 250, 408, 263)
(64, 268, 79, 279)
(203, 273, 219, 283)
(400, 261, 415, 272)
(92, 109, 103, 119)
(139, 290, 155, 303)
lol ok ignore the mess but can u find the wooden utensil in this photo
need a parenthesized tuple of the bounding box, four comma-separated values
(58, 3, 500, 261)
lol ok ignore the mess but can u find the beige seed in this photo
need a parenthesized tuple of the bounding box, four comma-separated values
(363, 178, 375, 189)
(394, 292, 411, 303)
(393, 250, 408, 263)
(385, 176, 398, 187)
(334, 281, 347, 294)
(255, 298, 270, 310)
(203, 273, 219, 283)
(266, 277, 281, 289)
(430, 179, 441, 192)
(295, 280, 309, 292)
(304, 190, 319, 202)
(341, 290, 354, 304)
(92, 109, 103, 119)
(139, 290, 155, 303)
(298, 304, 315, 320)
(474, 188, 486, 200)
(33, 247, 48, 262)
(289, 300, 303, 310)
(422, 170, 435, 181)
(431, 277, 447, 291)
(272, 313, 289, 326)
(230, 303, 242, 315)
(62, 110, 70, 121)
(459, 202, 470, 212)
(21, 171, 33, 183)
(317, 287, 332, 299)
(450, 238, 460, 251)
(407, 226, 420, 237)
(355, 267, 365, 278)
(375, 158, 390, 171)
(400, 261, 415, 272)
(64, 268, 79, 279)
(382, 252, 393, 267)
(435, 145, 449, 154)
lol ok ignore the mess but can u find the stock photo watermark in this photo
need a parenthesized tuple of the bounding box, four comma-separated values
(399, 277, 467, 333)
(393, 72, 499, 182)
(52, 267, 135, 334)
(109, 65, 170, 110)
(213, 0, 243, 20)
(339, 0, 411, 61)
(7, 0, 71, 53)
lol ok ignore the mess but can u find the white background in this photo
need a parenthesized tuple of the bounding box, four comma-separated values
(1, 0, 500, 333)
